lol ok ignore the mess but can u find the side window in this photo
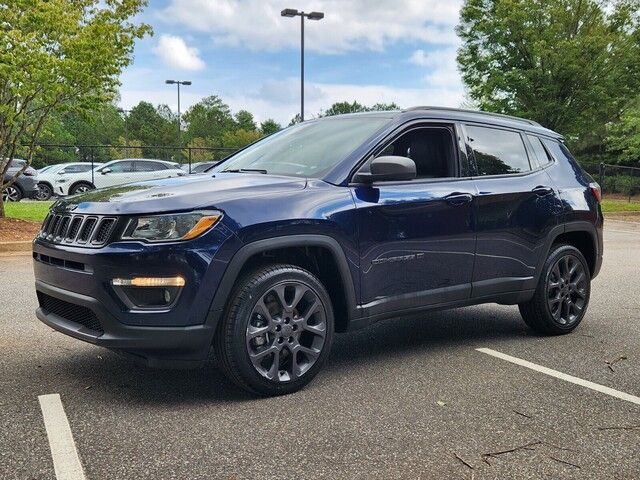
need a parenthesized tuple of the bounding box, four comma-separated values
(542, 138, 576, 165)
(108, 161, 134, 173)
(527, 135, 553, 167)
(466, 125, 531, 175)
(135, 161, 166, 172)
(61, 165, 92, 174)
(374, 126, 457, 179)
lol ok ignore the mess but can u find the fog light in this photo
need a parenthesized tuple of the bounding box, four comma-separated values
(111, 277, 185, 309)
(112, 276, 185, 287)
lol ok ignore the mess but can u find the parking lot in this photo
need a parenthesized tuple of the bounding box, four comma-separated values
(1, 221, 638, 480)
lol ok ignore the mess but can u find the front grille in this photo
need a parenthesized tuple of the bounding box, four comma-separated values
(39, 213, 117, 247)
(37, 292, 104, 335)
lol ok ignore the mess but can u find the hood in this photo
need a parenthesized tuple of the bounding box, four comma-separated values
(52, 173, 307, 215)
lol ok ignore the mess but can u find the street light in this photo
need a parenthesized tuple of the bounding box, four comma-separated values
(281, 8, 324, 121)
(165, 80, 192, 161)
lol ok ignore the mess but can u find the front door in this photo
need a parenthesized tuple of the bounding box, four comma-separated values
(352, 124, 476, 318)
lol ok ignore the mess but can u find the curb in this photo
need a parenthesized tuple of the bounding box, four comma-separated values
(0, 241, 33, 254)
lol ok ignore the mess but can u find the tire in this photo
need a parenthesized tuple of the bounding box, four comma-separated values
(2, 185, 23, 202)
(69, 182, 94, 195)
(519, 244, 591, 335)
(214, 264, 335, 396)
(36, 183, 53, 201)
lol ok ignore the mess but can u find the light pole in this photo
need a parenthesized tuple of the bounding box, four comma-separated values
(165, 79, 192, 161)
(281, 8, 324, 121)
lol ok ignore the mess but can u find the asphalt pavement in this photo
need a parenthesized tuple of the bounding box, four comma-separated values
(1, 221, 638, 479)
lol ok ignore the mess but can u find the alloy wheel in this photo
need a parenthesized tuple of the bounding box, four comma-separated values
(246, 282, 327, 382)
(546, 254, 587, 325)
(2, 186, 20, 202)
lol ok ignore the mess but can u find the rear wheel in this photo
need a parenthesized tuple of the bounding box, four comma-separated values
(2, 185, 23, 202)
(214, 264, 334, 396)
(70, 182, 94, 195)
(519, 244, 590, 334)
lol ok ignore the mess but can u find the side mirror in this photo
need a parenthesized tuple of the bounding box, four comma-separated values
(353, 156, 416, 184)
(101, 167, 112, 175)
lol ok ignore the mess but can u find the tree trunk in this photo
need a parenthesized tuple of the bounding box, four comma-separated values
(0, 195, 4, 218)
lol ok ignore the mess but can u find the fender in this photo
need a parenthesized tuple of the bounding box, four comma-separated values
(207, 234, 359, 323)
(531, 220, 600, 287)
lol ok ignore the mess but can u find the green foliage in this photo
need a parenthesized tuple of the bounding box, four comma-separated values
(125, 101, 176, 157)
(235, 110, 257, 131)
(0, 0, 150, 215)
(260, 119, 282, 135)
(607, 96, 640, 166)
(456, 0, 640, 147)
(322, 101, 401, 117)
(183, 96, 236, 147)
(221, 129, 263, 150)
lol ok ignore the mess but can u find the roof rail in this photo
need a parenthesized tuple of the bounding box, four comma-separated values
(403, 106, 541, 127)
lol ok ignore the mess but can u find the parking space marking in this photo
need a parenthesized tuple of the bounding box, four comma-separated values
(38, 394, 86, 480)
(476, 348, 640, 405)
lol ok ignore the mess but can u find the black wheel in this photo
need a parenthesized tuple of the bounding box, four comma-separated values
(36, 183, 53, 201)
(214, 264, 334, 396)
(70, 182, 94, 195)
(2, 185, 23, 202)
(519, 244, 591, 335)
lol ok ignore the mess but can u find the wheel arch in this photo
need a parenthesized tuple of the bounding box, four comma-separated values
(538, 222, 600, 280)
(69, 180, 94, 194)
(209, 235, 358, 333)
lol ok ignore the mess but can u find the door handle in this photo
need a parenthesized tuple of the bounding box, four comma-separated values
(532, 185, 554, 196)
(445, 192, 473, 206)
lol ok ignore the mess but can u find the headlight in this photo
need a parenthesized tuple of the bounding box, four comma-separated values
(121, 211, 222, 242)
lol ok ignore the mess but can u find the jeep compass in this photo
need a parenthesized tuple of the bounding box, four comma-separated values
(33, 107, 603, 396)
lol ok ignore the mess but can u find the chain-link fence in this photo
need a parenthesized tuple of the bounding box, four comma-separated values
(581, 162, 640, 201)
(16, 144, 236, 201)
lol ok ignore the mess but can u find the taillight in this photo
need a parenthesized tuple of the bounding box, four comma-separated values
(589, 182, 602, 203)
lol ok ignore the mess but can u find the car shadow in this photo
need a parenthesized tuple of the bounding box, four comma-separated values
(43, 305, 531, 405)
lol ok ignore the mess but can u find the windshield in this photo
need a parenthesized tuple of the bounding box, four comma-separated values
(214, 117, 390, 178)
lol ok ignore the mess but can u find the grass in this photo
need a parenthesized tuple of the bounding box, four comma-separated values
(4, 201, 52, 222)
(601, 197, 640, 213)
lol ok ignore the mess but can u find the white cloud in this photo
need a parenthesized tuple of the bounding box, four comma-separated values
(159, 0, 462, 54)
(153, 34, 206, 71)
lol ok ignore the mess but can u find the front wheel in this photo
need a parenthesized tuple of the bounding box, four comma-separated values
(214, 264, 334, 396)
(519, 244, 591, 335)
(69, 182, 94, 195)
(36, 183, 53, 201)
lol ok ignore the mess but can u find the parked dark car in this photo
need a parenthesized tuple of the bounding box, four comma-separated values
(33, 108, 603, 395)
(2, 159, 39, 202)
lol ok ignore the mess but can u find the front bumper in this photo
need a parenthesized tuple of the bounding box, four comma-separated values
(36, 280, 218, 367)
(32, 222, 241, 366)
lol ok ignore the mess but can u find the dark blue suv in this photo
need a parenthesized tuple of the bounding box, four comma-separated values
(33, 107, 603, 395)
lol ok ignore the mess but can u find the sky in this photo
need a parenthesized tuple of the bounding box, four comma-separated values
(119, 0, 466, 125)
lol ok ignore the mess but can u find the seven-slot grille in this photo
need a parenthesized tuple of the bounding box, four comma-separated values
(39, 213, 117, 247)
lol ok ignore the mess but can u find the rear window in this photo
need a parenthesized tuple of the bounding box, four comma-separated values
(527, 135, 553, 167)
(466, 125, 531, 175)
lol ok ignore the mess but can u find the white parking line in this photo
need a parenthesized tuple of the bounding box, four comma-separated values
(38, 394, 86, 480)
(476, 348, 640, 405)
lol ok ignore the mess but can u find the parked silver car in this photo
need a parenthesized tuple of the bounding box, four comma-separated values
(2, 159, 39, 202)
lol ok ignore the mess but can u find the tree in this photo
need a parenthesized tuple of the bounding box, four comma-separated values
(322, 101, 368, 116)
(288, 113, 303, 126)
(607, 96, 640, 166)
(235, 110, 257, 131)
(221, 129, 263, 150)
(125, 102, 176, 158)
(456, 0, 640, 148)
(0, 0, 150, 216)
(183, 96, 236, 147)
(260, 119, 282, 135)
(369, 102, 401, 112)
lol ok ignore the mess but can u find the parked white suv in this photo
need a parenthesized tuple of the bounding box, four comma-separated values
(57, 159, 185, 195)
(37, 162, 102, 200)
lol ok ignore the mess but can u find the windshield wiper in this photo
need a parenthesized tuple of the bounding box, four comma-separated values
(223, 168, 268, 174)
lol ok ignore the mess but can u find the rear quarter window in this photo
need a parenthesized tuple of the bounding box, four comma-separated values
(466, 125, 531, 175)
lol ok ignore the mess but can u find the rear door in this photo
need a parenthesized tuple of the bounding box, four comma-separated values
(94, 160, 135, 188)
(465, 124, 562, 297)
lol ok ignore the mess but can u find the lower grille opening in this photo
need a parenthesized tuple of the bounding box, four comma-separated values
(37, 292, 104, 335)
